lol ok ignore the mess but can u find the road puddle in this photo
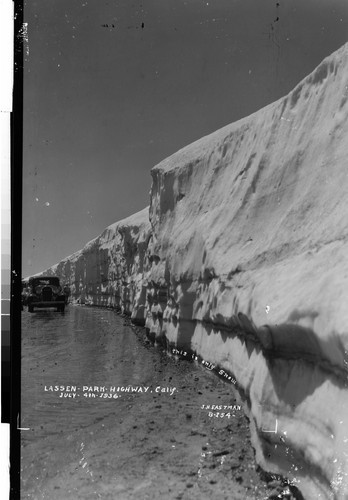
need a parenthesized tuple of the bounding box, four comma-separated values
(21, 306, 290, 499)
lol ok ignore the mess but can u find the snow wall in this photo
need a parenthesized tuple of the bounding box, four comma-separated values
(41, 44, 348, 499)
(42, 208, 151, 324)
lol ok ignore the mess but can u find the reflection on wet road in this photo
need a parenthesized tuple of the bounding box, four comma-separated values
(22, 306, 170, 433)
(21, 306, 270, 499)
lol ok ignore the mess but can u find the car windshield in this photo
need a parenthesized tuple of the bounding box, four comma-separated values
(30, 278, 60, 287)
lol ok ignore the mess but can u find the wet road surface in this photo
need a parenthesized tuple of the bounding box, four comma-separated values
(21, 305, 289, 499)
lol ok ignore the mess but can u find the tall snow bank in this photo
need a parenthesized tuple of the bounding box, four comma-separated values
(37, 44, 348, 499)
(146, 44, 348, 499)
(42, 208, 151, 323)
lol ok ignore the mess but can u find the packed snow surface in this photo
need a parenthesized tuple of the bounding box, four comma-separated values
(40, 44, 348, 499)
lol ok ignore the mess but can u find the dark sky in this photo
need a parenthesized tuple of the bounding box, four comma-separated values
(23, 0, 348, 277)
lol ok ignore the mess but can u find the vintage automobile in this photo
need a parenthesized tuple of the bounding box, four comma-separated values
(27, 276, 66, 312)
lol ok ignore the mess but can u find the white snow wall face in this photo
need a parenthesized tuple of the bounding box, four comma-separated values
(43, 208, 151, 324)
(146, 45, 348, 499)
(41, 45, 348, 499)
